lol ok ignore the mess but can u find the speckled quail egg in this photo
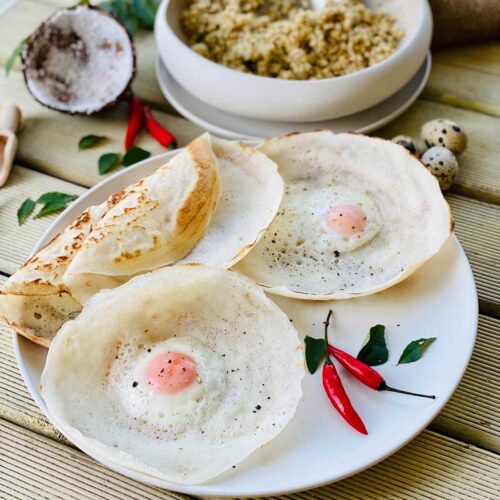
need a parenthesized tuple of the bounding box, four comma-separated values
(421, 146, 459, 191)
(421, 119, 467, 154)
(391, 135, 418, 156)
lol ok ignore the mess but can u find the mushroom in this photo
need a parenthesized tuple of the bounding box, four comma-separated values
(21, 5, 135, 115)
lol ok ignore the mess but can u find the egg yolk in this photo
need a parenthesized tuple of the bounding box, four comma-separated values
(326, 204, 367, 236)
(146, 352, 197, 394)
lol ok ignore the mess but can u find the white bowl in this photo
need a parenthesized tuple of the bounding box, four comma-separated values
(155, 0, 432, 123)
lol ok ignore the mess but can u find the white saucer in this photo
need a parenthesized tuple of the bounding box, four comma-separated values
(155, 53, 431, 140)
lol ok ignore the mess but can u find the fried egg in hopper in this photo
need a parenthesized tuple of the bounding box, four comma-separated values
(0, 134, 283, 345)
(235, 131, 453, 299)
(41, 265, 304, 484)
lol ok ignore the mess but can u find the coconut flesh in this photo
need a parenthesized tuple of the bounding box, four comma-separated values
(22, 6, 135, 115)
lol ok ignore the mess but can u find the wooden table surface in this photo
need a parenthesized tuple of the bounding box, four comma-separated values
(0, 1, 499, 498)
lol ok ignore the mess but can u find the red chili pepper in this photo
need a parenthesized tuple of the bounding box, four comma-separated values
(322, 362, 368, 435)
(322, 310, 368, 435)
(328, 345, 435, 398)
(328, 345, 383, 389)
(325, 311, 435, 399)
(143, 106, 177, 149)
(125, 96, 143, 150)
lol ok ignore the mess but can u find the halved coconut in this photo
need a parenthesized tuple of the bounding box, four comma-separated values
(21, 5, 135, 115)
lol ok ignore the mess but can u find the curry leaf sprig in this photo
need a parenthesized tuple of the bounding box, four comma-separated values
(304, 311, 437, 436)
(305, 322, 437, 374)
(17, 192, 79, 225)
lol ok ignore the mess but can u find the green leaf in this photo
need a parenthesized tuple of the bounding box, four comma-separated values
(17, 198, 36, 225)
(357, 324, 388, 366)
(304, 336, 327, 374)
(34, 199, 72, 219)
(122, 146, 151, 166)
(398, 338, 436, 365)
(130, 0, 159, 28)
(98, 152, 121, 174)
(18, 192, 78, 223)
(32, 192, 79, 219)
(99, 0, 139, 35)
(98, 0, 117, 14)
(99, 0, 125, 17)
(121, 13, 139, 35)
(78, 134, 106, 150)
(36, 192, 78, 205)
(5, 38, 28, 77)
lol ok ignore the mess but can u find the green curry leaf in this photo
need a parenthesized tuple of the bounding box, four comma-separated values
(34, 193, 79, 219)
(98, 0, 160, 35)
(398, 338, 437, 365)
(304, 336, 327, 374)
(17, 193, 78, 224)
(122, 146, 151, 166)
(35, 200, 71, 218)
(78, 134, 107, 150)
(357, 324, 388, 366)
(17, 198, 36, 225)
(36, 192, 78, 205)
(130, 0, 159, 28)
(5, 38, 28, 77)
(98, 152, 121, 174)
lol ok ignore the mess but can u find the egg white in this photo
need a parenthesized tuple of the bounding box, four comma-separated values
(108, 337, 226, 436)
(41, 265, 305, 484)
(279, 182, 381, 258)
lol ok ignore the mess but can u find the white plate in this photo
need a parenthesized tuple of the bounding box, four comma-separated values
(13, 149, 477, 497)
(155, 53, 431, 140)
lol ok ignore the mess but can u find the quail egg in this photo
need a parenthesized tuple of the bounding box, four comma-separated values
(391, 135, 418, 156)
(421, 119, 467, 154)
(421, 146, 459, 191)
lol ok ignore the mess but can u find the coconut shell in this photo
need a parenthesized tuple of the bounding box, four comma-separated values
(21, 5, 136, 115)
